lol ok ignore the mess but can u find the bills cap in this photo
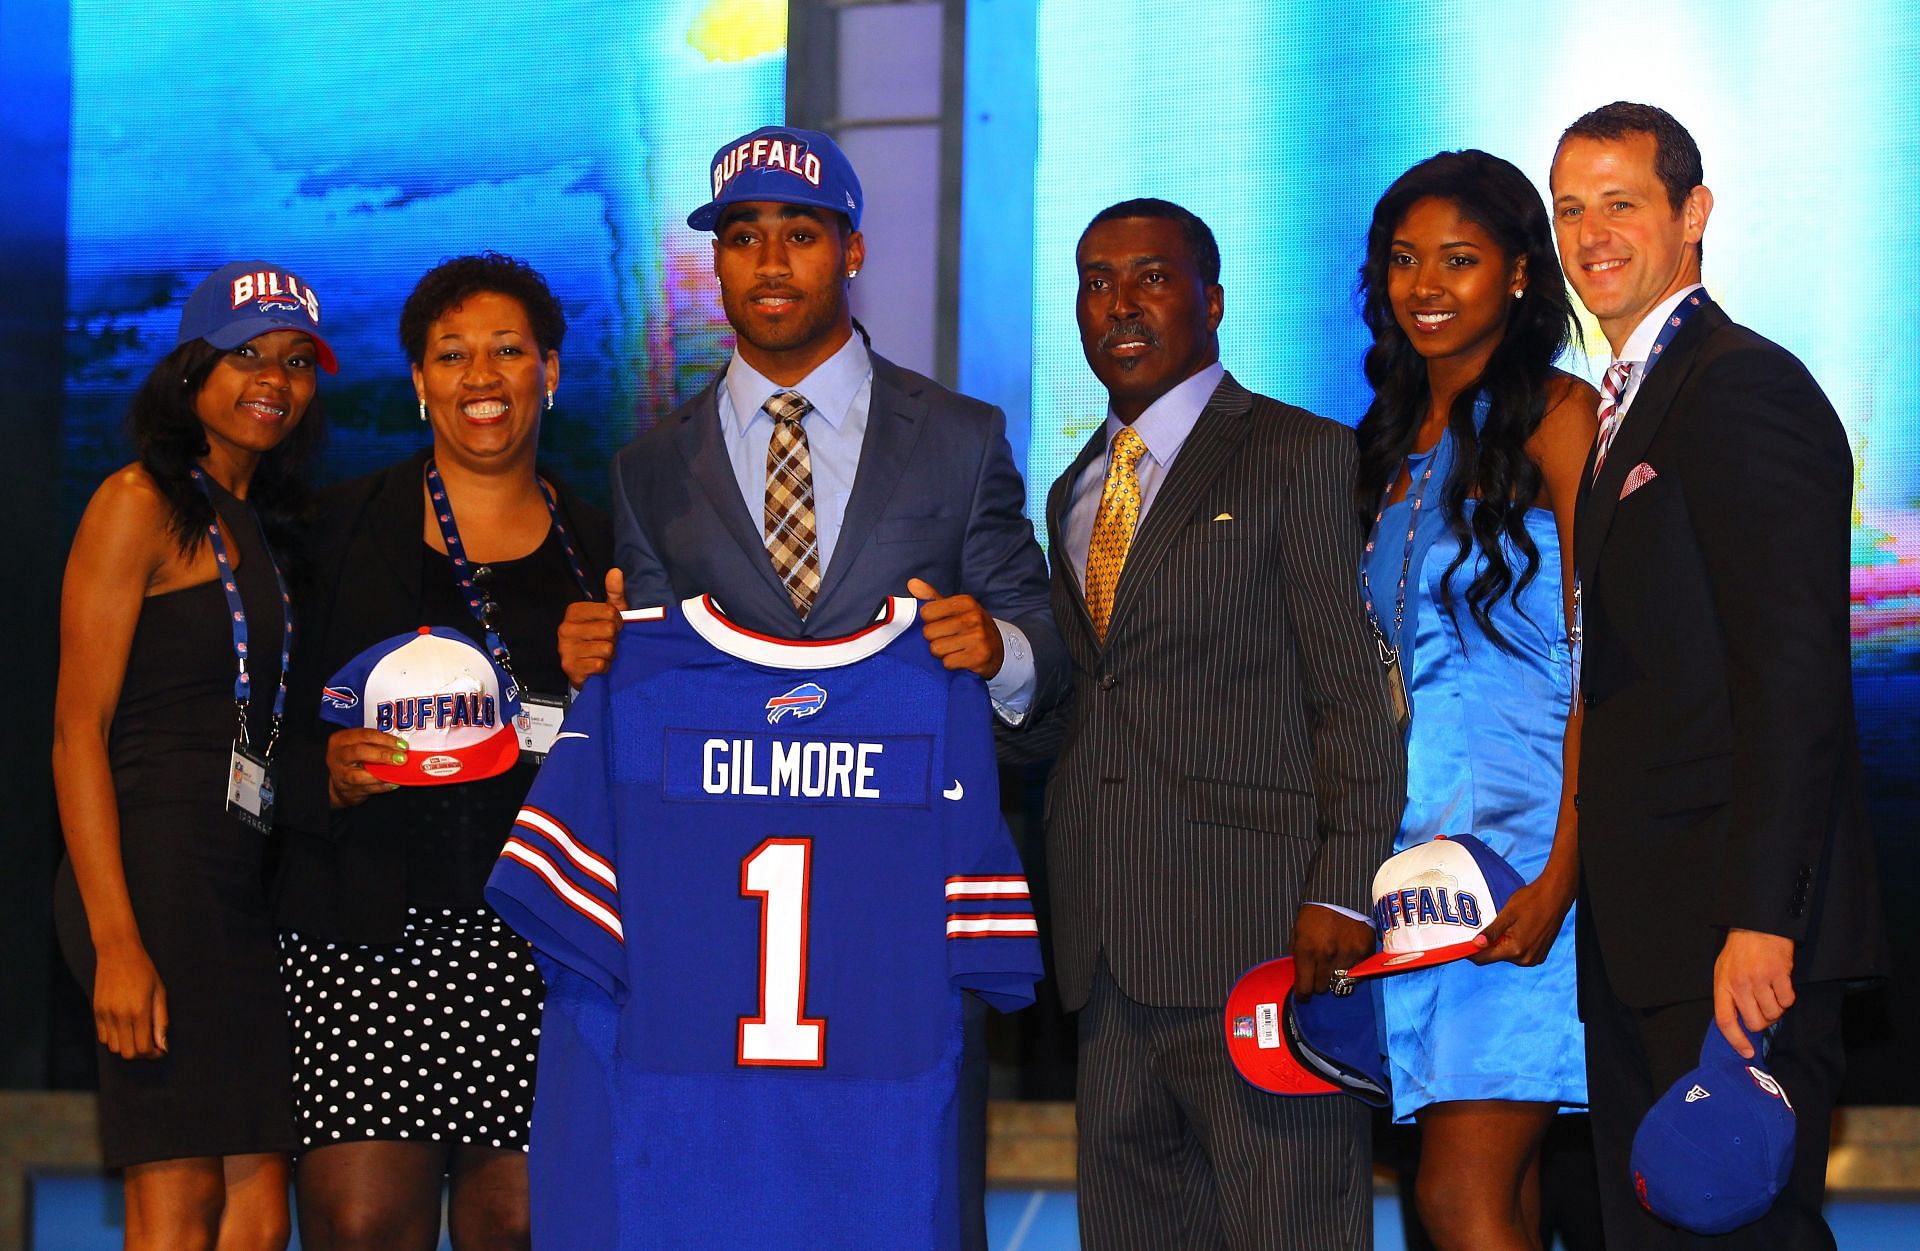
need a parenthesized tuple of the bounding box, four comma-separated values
(687, 125, 864, 232)
(1347, 834, 1525, 978)
(320, 627, 520, 786)
(178, 260, 338, 373)
(1631, 1021, 1796, 1235)
(1224, 957, 1389, 1106)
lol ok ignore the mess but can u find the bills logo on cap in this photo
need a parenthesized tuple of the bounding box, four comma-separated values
(687, 125, 865, 232)
(712, 135, 823, 197)
(1346, 834, 1526, 979)
(766, 682, 828, 724)
(177, 259, 338, 372)
(229, 269, 322, 324)
(319, 626, 521, 787)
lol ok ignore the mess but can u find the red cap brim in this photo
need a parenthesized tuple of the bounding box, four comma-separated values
(1347, 937, 1483, 979)
(365, 727, 519, 787)
(1223, 958, 1342, 1096)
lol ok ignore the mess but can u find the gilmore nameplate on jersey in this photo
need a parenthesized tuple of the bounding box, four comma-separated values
(664, 729, 934, 806)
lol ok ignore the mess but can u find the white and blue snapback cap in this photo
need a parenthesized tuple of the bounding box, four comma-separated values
(320, 626, 521, 786)
(1348, 834, 1526, 978)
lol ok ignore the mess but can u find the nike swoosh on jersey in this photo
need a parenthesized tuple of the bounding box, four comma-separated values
(943, 780, 964, 801)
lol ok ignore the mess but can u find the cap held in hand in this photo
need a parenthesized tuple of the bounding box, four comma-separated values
(1631, 1019, 1797, 1235)
(1347, 833, 1526, 978)
(320, 627, 521, 786)
(1224, 956, 1389, 1106)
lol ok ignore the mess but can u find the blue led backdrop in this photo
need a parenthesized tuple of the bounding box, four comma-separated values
(63, 0, 792, 508)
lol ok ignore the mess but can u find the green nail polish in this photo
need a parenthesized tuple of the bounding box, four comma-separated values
(391, 752, 408, 765)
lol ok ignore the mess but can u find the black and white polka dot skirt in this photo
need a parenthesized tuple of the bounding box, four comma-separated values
(280, 906, 543, 1150)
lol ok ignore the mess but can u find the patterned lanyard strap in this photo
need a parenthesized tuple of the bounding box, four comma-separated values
(1601, 289, 1710, 447)
(1361, 444, 1439, 652)
(1641, 288, 1708, 377)
(189, 466, 292, 757)
(424, 459, 594, 682)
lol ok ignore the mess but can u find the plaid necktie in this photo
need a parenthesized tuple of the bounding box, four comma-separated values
(1083, 426, 1147, 643)
(763, 389, 822, 617)
(1590, 360, 1636, 480)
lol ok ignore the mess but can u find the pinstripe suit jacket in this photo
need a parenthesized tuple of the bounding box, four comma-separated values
(1039, 373, 1406, 1011)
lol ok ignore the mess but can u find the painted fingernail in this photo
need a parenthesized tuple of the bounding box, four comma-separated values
(395, 739, 409, 750)
(390, 752, 408, 765)
(385, 783, 401, 791)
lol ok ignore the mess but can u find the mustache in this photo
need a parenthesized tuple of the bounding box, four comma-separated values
(1099, 322, 1158, 351)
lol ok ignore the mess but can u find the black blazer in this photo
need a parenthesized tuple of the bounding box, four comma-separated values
(1030, 374, 1406, 1011)
(273, 449, 612, 944)
(610, 351, 1067, 714)
(1574, 301, 1886, 1008)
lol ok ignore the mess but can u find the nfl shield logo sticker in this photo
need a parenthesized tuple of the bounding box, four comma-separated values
(766, 682, 828, 724)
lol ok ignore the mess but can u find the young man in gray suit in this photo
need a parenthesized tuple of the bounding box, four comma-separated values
(1011, 199, 1406, 1249)
(558, 125, 1066, 1250)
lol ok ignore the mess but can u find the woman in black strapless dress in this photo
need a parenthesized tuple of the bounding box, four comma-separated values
(52, 261, 336, 1251)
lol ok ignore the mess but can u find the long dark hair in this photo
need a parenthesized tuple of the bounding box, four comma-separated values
(126, 338, 324, 558)
(1355, 149, 1579, 648)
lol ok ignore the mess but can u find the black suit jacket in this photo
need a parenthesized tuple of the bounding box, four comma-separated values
(610, 352, 1066, 718)
(273, 449, 612, 943)
(1030, 374, 1406, 1011)
(1574, 301, 1886, 1008)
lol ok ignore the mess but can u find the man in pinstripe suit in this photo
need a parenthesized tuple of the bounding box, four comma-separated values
(1015, 199, 1405, 1249)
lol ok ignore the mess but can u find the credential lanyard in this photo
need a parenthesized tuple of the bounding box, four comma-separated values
(189, 466, 292, 757)
(424, 459, 594, 685)
(1632, 287, 1710, 396)
(1361, 448, 1438, 654)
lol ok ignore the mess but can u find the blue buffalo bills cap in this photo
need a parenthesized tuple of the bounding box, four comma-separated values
(320, 627, 521, 786)
(1631, 1021, 1797, 1235)
(177, 260, 338, 373)
(1348, 834, 1527, 978)
(687, 126, 864, 231)
(1224, 957, 1389, 1106)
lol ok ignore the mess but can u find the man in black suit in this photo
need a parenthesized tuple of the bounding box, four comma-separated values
(1012, 199, 1404, 1249)
(1552, 102, 1886, 1248)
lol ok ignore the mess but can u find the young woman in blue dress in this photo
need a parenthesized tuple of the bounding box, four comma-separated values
(1354, 150, 1599, 1251)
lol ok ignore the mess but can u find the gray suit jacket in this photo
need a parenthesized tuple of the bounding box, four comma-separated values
(1034, 373, 1406, 1011)
(610, 351, 1067, 712)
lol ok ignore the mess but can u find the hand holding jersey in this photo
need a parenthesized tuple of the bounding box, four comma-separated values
(560, 570, 1013, 687)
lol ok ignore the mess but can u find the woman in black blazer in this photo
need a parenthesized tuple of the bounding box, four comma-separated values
(274, 253, 610, 1251)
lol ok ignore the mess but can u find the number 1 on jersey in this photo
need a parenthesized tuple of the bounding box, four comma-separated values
(738, 837, 827, 1067)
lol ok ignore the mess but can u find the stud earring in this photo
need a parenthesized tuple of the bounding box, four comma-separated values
(545, 391, 554, 412)
(846, 269, 859, 279)
(417, 400, 428, 422)
(1512, 288, 1524, 301)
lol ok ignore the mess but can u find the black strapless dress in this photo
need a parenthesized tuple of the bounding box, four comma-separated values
(53, 480, 297, 1167)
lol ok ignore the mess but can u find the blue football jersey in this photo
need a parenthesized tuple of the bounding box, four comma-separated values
(486, 595, 1042, 1250)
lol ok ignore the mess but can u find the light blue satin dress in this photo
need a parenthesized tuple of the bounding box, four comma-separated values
(1363, 409, 1588, 1123)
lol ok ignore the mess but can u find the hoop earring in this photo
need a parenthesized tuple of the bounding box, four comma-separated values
(417, 400, 428, 422)
(545, 391, 555, 412)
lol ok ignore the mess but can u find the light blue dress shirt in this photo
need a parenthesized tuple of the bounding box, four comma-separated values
(1062, 362, 1225, 579)
(1061, 360, 1365, 926)
(717, 335, 1037, 718)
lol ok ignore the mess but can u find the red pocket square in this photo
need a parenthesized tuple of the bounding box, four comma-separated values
(1620, 462, 1658, 499)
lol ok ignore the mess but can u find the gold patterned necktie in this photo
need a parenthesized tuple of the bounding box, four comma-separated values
(1083, 426, 1147, 643)
(763, 389, 822, 617)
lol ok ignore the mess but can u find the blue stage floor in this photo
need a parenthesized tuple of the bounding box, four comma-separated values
(27, 1174, 1920, 1249)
